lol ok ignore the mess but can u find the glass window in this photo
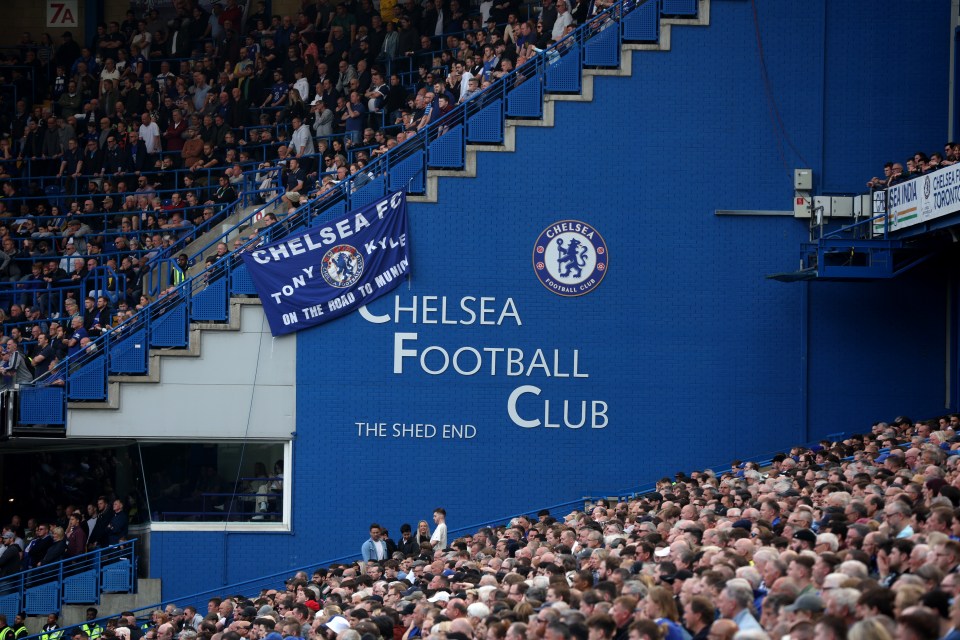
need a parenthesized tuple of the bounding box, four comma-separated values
(140, 441, 286, 524)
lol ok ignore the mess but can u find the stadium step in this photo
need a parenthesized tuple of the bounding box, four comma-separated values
(410, 3, 710, 204)
(66, 0, 710, 415)
(67, 298, 258, 410)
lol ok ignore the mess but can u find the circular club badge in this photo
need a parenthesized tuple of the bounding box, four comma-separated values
(533, 220, 609, 297)
(321, 244, 365, 288)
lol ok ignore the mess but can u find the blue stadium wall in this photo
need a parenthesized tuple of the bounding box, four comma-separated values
(150, 0, 952, 597)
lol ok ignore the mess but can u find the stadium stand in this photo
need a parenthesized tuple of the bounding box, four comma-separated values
(9, 415, 960, 640)
(3, 2, 959, 640)
(0, 0, 657, 402)
(0, 0, 674, 424)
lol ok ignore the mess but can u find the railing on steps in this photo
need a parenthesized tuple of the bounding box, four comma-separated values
(15, 0, 700, 428)
(0, 539, 137, 622)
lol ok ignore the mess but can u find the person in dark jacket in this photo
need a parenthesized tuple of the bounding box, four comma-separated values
(65, 513, 87, 558)
(87, 497, 112, 549)
(38, 527, 67, 566)
(22, 523, 53, 569)
(0, 532, 22, 577)
(106, 499, 128, 545)
(397, 524, 420, 557)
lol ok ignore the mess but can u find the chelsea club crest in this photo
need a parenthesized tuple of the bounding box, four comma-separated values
(533, 220, 609, 297)
(321, 244, 365, 288)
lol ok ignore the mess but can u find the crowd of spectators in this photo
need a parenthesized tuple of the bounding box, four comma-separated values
(15, 413, 960, 640)
(0, 496, 131, 577)
(0, 0, 605, 381)
(866, 143, 960, 189)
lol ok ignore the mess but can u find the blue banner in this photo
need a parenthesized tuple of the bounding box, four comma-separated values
(241, 192, 410, 336)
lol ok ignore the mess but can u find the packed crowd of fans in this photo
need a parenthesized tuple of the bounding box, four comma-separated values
(866, 143, 960, 189)
(0, 0, 605, 383)
(7, 414, 960, 640)
(0, 496, 131, 576)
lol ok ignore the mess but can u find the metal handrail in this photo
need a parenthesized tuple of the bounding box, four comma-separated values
(0, 539, 136, 620)
(23, 0, 656, 408)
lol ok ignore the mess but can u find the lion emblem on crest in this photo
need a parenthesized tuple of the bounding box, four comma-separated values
(555, 237, 589, 279)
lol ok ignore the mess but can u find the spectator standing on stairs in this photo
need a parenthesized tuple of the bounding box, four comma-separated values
(0, 533, 19, 577)
(552, 1, 574, 42)
(430, 507, 447, 551)
(22, 522, 52, 569)
(172, 254, 189, 287)
(88, 496, 112, 550)
(106, 498, 128, 545)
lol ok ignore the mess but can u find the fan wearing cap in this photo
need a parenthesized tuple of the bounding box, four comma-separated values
(782, 593, 825, 626)
(318, 616, 350, 640)
(0, 531, 20, 577)
(790, 529, 816, 553)
(397, 603, 422, 640)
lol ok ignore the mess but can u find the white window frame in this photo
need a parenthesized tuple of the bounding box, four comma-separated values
(149, 440, 292, 533)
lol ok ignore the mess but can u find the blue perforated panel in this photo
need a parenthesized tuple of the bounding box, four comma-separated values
(312, 201, 347, 225)
(19, 387, 65, 424)
(507, 77, 544, 118)
(150, 304, 189, 348)
(63, 570, 98, 604)
(67, 357, 107, 402)
(545, 45, 582, 93)
(25, 582, 60, 615)
(428, 125, 465, 169)
(101, 560, 133, 593)
(350, 177, 387, 209)
(0, 593, 19, 623)
(662, 0, 696, 16)
(108, 329, 149, 375)
(192, 278, 229, 322)
(389, 151, 427, 194)
(584, 21, 622, 67)
(230, 263, 258, 296)
(466, 99, 505, 144)
(624, 0, 659, 41)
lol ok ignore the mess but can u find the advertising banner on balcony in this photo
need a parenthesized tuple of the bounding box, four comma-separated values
(885, 164, 960, 232)
(240, 192, 410, 336)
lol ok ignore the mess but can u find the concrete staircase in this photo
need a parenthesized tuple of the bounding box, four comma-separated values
(69, 298, 260, 410)
(69, 0, 710, 415)
(410, 0, 710, 203)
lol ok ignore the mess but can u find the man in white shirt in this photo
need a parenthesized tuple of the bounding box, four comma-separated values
(289, 117, 315, 158)
(552, 0, 574, 41)
(138, 113, 161, 156)
(361, 523, 387, 563)
(456, 63, 475, 102)
(430, 507, 448, 551)
(293, 68, 310, 102)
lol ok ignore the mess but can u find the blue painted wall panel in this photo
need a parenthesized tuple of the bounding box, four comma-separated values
(150, 0, 952, 599)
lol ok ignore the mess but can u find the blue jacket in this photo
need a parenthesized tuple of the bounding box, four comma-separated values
(361, 538, 386, 562)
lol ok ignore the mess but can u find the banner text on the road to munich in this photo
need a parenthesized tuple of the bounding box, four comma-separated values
(241, 192, 410, 336)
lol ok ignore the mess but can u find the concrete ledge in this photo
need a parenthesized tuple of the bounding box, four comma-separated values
(546, 76, 595, 101)
(584, 54, 632, 76)
(68, 382, 120, 410)
(110, 355, 161, 384)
